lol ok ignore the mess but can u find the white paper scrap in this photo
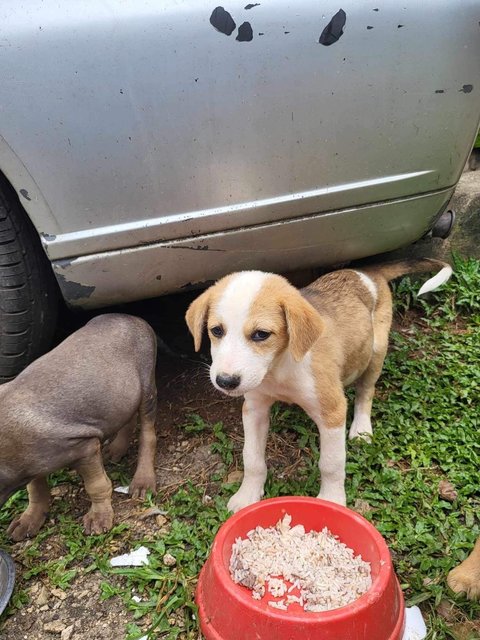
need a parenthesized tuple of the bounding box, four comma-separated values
(114, 485, 130, 494)
(110, 546, 150, 567)
(402, 606, 427, 640)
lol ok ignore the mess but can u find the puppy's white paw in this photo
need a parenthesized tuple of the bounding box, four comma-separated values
(448, 562, 480, 600)
(227, 486, 264, 513)
(317, 487, 346, 506)
(349, 416, 373, 441)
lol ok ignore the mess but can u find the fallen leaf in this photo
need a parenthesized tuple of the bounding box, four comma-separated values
(226, 470, 243, 484)
(436, 598, 456, 623)
(447, 621, 480, 640)
(139, 506, 168, 520)
(353, 499, 374, 516)
(439, 480, 458, 502)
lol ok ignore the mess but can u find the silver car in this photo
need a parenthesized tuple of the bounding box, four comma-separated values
(0, 0, 479, 379)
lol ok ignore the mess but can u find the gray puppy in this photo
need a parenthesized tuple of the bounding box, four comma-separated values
(0, 314, 157, 541)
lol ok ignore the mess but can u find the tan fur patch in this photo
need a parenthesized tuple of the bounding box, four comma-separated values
(185, 275, 235, 351)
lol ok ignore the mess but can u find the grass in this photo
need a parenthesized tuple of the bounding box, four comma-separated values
(1, 255, 479, 639)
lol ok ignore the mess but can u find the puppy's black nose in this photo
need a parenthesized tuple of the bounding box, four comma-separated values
(216, 373, 241, 390)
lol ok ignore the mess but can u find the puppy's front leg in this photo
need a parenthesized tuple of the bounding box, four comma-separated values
(317, 424, 347, 505)
(7, 476, 51, 541)
(227, 393, 273, 513)
(310, 392, 347, 506)
(448, 536, 480, 600)
(130, 377, 158, 499)
(74, 440, 114, 535)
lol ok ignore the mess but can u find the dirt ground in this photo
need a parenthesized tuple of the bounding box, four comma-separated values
(0, 291, 247, 640)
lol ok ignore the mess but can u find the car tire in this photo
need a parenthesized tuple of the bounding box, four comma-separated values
(0, 174, 58, 382)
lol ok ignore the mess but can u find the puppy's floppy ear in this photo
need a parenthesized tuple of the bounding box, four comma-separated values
(185, 288, 212, 352)
(282, 292, 324, 361)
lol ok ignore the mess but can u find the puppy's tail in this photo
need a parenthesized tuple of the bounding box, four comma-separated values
(364, 258, 453, 296)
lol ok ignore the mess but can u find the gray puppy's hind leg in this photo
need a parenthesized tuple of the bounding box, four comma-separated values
(105, 416, 137, 463)
(129, 373, 157, 499)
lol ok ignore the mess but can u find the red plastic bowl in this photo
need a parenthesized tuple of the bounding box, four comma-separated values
(196, 497, 405, 640)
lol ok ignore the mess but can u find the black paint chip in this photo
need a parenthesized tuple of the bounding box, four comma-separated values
(236, 21, 253, 41)
(19, 189, 31, 201)
(367, 25, 373, 29)
(244, 3, 260, 9)
(397, 24, 404, 28)
(460, 84, 473, 93)
(435, 89, 445, 94)
(319, 9, 346, 46)
(373, 7, 379, 10)
(210, 7, 236, 36)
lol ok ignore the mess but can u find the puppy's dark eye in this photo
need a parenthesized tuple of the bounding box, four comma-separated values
(210, 326, 224, 338)
(251, 330, 271, 342)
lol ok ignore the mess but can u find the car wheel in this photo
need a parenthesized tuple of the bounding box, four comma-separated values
(0, 175, 58, 382)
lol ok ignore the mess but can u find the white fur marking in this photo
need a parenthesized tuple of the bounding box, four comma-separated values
(216, 271, 269, 326)
(417, 266, 453, 296)
(349, 412, 373, 441)
(354, 271, 377, 303)
(210, 271, 273, 396)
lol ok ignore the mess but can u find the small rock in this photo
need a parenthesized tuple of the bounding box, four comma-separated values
(51, 587, 68, 601)
(202, 495, 212, 505)
(163, 553, 177, 567)
(61, 625, 74, 640)
(40, 604, 50, 612)
(44, 620, 66, 634)
(35, 585, 50, 606)
(156, 515, 167, 527)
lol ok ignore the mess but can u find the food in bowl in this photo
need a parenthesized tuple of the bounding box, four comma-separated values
(229, 514, 372, 612)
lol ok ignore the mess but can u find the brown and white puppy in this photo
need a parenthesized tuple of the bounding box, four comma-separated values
(448, 537, 480, 600)
(186, 258, 452, 512)
(0, 314, 157, 541)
